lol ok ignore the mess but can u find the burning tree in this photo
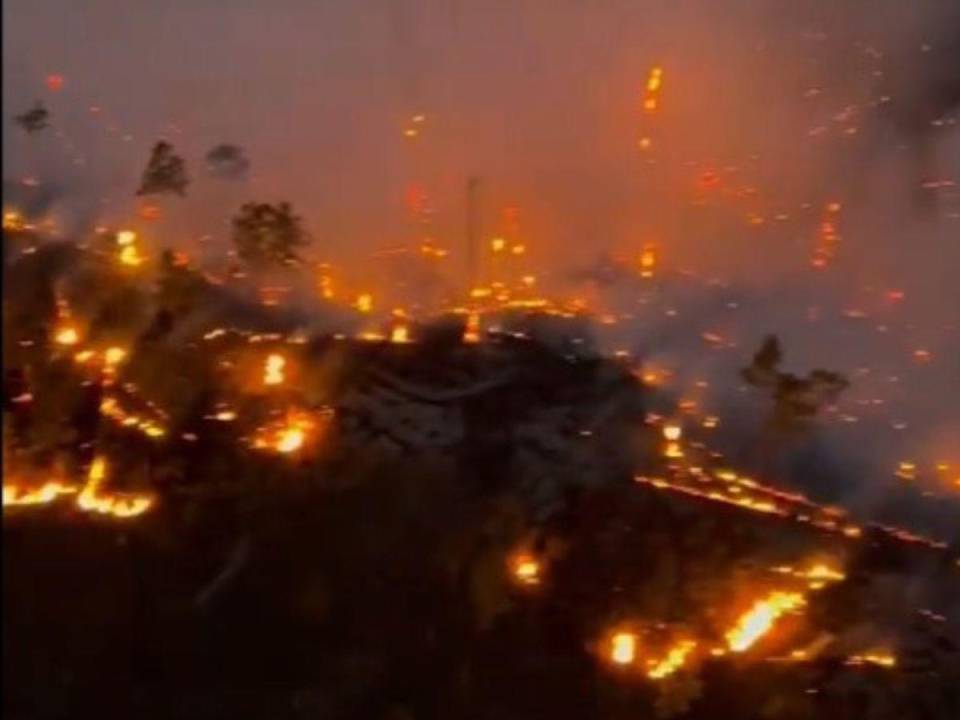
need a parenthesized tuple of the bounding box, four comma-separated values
(14, 102, 49, 133)
(205, 143, 250, 180)
(231, 201, 309, 268)
(136, 141, 189, 197)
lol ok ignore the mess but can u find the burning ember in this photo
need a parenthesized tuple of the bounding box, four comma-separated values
(53, 324, 79, 346)
(264, 353, 287, 386)
(4, 480, 78, 507)
(75, 457, 154, 518)
(509, 552, 541, 587)
(609, 631, 639, 666)
(724, 591, 806, 653)
(646, 640, 697, 680)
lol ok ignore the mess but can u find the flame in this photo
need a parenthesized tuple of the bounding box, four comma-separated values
(846, 652, 896, 668)
(610, 632, 638, 666)
(463, 313, 481, 344)
(725, 591, 806, 652)
(264, 353, 286, 386)
(509, 552, 541, 587)
(54, 325, 79, 346)
(647, 640, 697, 680)
(642, 67, 664, 113)
(355, 293, 373, 313)
(4, 480, 78, 507)
(3, 210, 25, 231)
(640, 245, 657, 278)
(390, 324, 411, 344)
(75, 457, 154, 519)
(104, 346, 127, 366)
(276, 426, 305, 453)
(772, 562, 845, 590)
(251, 409, 331, 455)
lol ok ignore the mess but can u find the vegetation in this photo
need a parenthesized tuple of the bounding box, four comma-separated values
(231, 201, 309, 268)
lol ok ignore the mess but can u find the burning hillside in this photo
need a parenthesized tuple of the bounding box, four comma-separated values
(4, 1, 960, 718)
(3, 208, 958, 719)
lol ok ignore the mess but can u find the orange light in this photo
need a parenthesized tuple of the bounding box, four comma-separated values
(725, 591, 805, 652)
(54, 325, 79, 346)
(510, 553, 541, 586)
(264, 353, 286, 386)
(609, 632, 638, 666)
(355, 293, 373, 313)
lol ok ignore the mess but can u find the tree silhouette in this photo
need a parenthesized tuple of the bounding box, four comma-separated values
(206, 144, 250, 180)
(14, 102, 49, 133)
(231, 202, 309, 268)
(136, 141, 189, 197)
(742, 335, 848, 426)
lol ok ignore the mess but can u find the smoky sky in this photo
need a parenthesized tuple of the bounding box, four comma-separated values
(3, 1, 959, 521)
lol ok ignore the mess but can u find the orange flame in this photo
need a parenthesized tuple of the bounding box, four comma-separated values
(725, 591, 805, 652)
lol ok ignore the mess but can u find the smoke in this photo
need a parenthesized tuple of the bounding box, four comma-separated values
(3, 1, 958, 530)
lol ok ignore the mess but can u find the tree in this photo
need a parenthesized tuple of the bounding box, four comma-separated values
(231, 202, 309, 268)
(14, 102, 49, 133)
(742, 334, 848, 428)
(136, 141, 189, 196)
(206, 144, 250, 180)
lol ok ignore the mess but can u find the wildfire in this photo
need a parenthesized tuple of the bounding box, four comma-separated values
(811, 202, 841, 269)
(647, 640, 697, 680)
(463, 312, 481, 344)
(640, 245, 657, 278)
(662, 422, 684, 458)
(116, 230, 145, 267)
(643, 66, 664, 112)
(772, 562, 845, 590)
(724, 591, 806, 653)
(264, 353, 286, 386)
(390, 323, 411, 344)
(355, 293, 373, 313)
(99, 396, 167, 438)
(3, 209, 26, 231)
(4, 480, 78, 508)
(251, 409, 331, 455)
(75, 457, 154, 519)
(846, 652, 896, 668)
(509, 552, 541, 587)
(609, 632, 639, 666)
(53, 325, 79, 346)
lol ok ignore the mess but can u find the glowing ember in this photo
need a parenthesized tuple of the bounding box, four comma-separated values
(390, 324, 411, 344)
(104, 346, 127, 366)
(264, 353, 286, 386)
(3, 210, 25, 231)
(276, 426, 305, 453)
(846, 652, 896, 668)
(662, 424, 682, 442)
(725, 591, 806, 653)
(463, 313, 481, 344)
(647, 640, 697, 680)
(119, 245, 144, 266)
(355, 293, 373, 313)
(54, 325, 79, 346)
(116, 230, 137, 246)
(509, 553, 541, 586)
(76, 457, 154, 519)
(640, 245, 657, 278)
(609, 632, 638, 666)
(4, 481, 78, 508)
